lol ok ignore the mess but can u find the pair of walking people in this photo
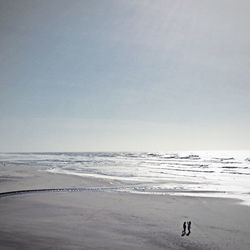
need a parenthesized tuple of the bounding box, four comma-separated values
(181, 221, 191, 236)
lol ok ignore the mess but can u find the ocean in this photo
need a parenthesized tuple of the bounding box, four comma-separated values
(1, 151, 250, 205)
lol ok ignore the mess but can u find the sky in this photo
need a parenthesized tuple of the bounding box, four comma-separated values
(0, 0, 250, 152)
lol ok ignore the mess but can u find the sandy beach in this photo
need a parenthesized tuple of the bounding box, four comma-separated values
(0, 162, 250, 250)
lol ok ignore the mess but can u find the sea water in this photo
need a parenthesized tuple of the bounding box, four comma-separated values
(1, 151, 250, 205)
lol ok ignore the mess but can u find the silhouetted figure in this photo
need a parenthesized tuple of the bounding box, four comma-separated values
(181, 222, 186, 236)
(186, 221, 191, 236)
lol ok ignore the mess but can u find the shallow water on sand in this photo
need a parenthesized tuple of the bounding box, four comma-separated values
(1, 151, 250, 205)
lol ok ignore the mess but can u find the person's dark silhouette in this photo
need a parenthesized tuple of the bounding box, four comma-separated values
(186, 221, 191, 236)
(181, 222, 186, 236)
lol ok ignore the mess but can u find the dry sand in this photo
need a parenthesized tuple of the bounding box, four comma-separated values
(0, 162, 250, 250)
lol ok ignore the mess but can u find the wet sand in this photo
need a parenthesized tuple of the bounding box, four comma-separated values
(0, 163, 250, 249)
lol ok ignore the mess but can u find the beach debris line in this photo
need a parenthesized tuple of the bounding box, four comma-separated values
(181, 221, 191, 236)
(0, 187, 125, 198)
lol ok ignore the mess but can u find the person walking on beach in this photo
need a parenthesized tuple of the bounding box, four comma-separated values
(181, 222, 186, 236)
(186, 221, 191, 236)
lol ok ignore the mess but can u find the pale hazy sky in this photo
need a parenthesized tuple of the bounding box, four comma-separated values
(0, 0, 250, 152)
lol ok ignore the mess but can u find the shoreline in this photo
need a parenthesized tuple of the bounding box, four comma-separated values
(1, 161, 249, 207)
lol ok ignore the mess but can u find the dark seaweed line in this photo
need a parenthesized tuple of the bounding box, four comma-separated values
(0, 186, 228, 199)
(0, 187, 124, 198)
